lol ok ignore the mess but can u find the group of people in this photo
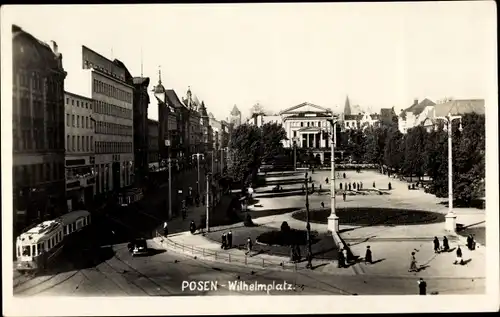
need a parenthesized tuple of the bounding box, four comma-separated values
(337, 247, 351, 268)
(433, 236, 450, 253)
(339, 181, 363, 191)
(220, 230, 233, 249)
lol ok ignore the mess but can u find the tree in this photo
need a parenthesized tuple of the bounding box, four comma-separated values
(363, 126, 388, 166)
(250, 103, 266, 116)
(401, 126, 427, 181)
(384, 128, 404, 175)
(228, 124, 262, 187)
(261, 122, 287, 163)
(346, 129, 366, 162)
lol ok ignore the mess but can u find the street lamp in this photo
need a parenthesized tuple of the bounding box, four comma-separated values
(304, 173, 313, 269)
(193, 153, 204, 194)
(326, 114, 340, 233)
(206, 172, 212, 232)
(435, 112, 463, 233)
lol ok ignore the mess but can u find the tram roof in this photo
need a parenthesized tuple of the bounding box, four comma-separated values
(17, 220, 62, 244)
(57, 210, 90, 226)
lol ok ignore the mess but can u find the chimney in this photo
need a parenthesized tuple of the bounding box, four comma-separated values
(414, 98, 418, 105)
(50, 40, 58, 55)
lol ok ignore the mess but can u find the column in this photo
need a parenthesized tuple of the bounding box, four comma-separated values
(320, 129, 324, 148)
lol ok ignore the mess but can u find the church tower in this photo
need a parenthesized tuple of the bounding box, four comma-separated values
(344, 95, 352, 115)
(230, 104, 241, 127)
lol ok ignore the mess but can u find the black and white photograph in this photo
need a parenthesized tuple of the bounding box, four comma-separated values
(1, 2, 498, 315)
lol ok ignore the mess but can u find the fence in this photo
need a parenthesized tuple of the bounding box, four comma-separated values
(155, 231, 305, 272)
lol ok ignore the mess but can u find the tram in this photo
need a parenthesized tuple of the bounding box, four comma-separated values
(15, 210, 92, 273)
(15, 220, 64, 273)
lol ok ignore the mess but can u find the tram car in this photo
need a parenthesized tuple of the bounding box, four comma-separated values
(15, 210, 92, 273)
(15, 220, 64, 273)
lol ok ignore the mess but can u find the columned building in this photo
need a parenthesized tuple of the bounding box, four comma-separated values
(80, 46, 134, 199)
(12, 25, 67, 231)
(64, 92, 95, 212)
(280, 102, 339, 164)
(132, 77, 150, 183)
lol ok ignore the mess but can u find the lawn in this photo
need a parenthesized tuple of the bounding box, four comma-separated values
(292, 207, 445, 226)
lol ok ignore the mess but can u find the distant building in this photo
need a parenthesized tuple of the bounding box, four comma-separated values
(230, 105, 242, 127)
(12, 25, 68, 231)
(432, 99, 485, 131)
(398, 98, 436, 133)
(341, 96, 380, 130)
(132, 77, 150, 183)
(64, 91, 95, 212)
(246, 113, 282, 127)
(147, 119, 159, 171)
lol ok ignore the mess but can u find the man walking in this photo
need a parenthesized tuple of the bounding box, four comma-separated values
(321, 202, 325, 208)
(343, 192, 346, 202)
(442, 236, 450, 252)
(221, 232, 227, 249)
(365, 246, 373, 264)
(418, 278, 427, 295)
(409, 251, 418, 272)
(227, 230, 233, 249)
(163, 221, 168, 237)
(433, 236, 440, 253)
(454, 246, 464, 265)
(246, 237, 253, 255)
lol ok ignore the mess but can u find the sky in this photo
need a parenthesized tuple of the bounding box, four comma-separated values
(3, 2, 496, 121)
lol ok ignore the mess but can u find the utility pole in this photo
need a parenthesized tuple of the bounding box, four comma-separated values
(304, 173, 313, 269)
(206, 172, 211, 232)
(193, 153, 203, 194)
(168, 157, 172, 219)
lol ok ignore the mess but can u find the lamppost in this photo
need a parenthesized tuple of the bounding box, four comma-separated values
(292, 137, 300, 171)
(193, 153, 204, 194)
(206, 172, 212, 232)
(435, 112, 463, 233)
(327, 114, 340, 233)
(304, 173, 313, 269)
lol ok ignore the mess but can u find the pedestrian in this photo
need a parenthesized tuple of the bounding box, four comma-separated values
(409, 252, 418, 272)
(365, 246, 373, 264)
(163, 221, 169, 237)
(227, 230, 233, 249)
(311, 183, 315, 193)
(325, 177, 329, 184)
(353, 182, 357, 190)
(454, 246, 464, 265)
(471, 235, 476, 250)
(388, 182, 392, 190)
(442, 236, 450, 252)
(321, 202, 325, 208)
(189, 220, 196, 234)
(433, 236, 440, 253)
(319, 184, 322, 191)
(348, 183, 352, 191)
(337, 248, 345, 268)
(342, 248, 349, 266)
(418, 278, 427, 295)
(309, 176, 312, 183)
(340, 183, 343, 190)
(360, 181, 363, 189)
(343, 172, 346, 179)
(466, 235, 472, 250)
(467, 235, 475, 250)
(246, 237, 253, 255)
(343, 192, 346, 201)
(373, 181, 376, 188)
(221, 233, 227, 249)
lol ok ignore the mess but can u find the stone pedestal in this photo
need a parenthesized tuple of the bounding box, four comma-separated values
(445, 212, 457, 233)
(328, 214, 339, 233)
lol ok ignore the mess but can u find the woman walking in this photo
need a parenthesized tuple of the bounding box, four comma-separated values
(409, 252, 418, 272)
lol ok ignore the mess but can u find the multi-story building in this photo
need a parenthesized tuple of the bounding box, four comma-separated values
(12, 25, 67, 231)
(182, 87, 203, 157)
(398, 98, 436, 133)
(229, 105, 242, 127)
(132, 77, 150, 183)
(198, 101, 213, 153)
(245, 113, 282, 127)
(64, 92, 95, 212)
(66, 46, 134, 200)
(147, 119, 159, 171)
(279, 102, 340, 164)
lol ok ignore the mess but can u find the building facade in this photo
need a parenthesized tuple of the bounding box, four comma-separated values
(147, 119, 160, 171)
(245, 113, 282, 127)
(230, 105, 241, 127)
(132, 77, 150, 182)
(398, 98, 437, 133)
(64, 92, 95, 212)
(12, 25, 67, 231)
(81, 46, 134, 198)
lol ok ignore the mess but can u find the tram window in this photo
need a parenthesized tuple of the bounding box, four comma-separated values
(65, 225, 69, 235)
(72, 223, 76, 232)
(48, 239, 52, 249)
(32, 245, 36, 256)
(22, 246, 31, 257)
(17, 246, 20, 257)
(60, 231, 63, 241)
(37, 243, 42, 255)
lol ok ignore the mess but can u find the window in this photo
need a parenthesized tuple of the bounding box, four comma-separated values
(90, 101, 93, 110)
(77, 136, 80, 151)
(22, 245, 31, 257)
(77, 115, 80, 128)
(86, 117, 89, 129)
(71, 99, 74, 106)
(71, 115, 75, 127)
(76, 100, 79, 107)
(72, 136, 75, 151)
(293, 131, 297, 137)
(66, 135, 70, 150)
(91, 136, 93, 151)
(86, 136, 89, 151)
(66, 114, 69, 126)
(66, 98, 69, 104)
(300, 122, 304, 127)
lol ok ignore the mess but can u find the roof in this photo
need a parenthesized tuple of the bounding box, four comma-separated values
(165, 89, 188, 110)
(380, 108, 396, 117)
(133, 77, 150, 86)
(400, 98, 436, 119)
(434, 99, 485, 117)
(12, 25, 64, 72)
(231, 105, 241, 115)
(370, 114, 380, 120)
(17, 220, 62, 244)
(199, 101, 208, 117)
(344, 114, 363, 121)
(58, 210, 90, 226)
(112, 59, 133, 82)
(279, 102, 332, 115)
